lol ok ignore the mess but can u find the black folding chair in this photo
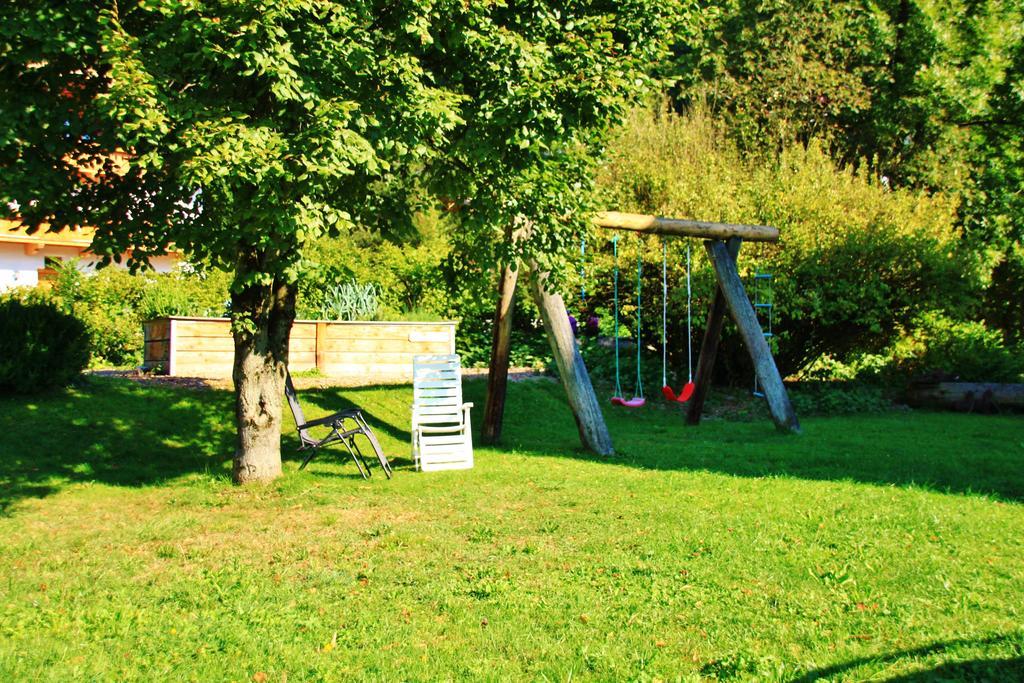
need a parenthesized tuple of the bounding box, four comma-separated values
(284, 372, 393, 479)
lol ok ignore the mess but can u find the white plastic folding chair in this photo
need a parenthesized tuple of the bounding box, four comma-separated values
(411, 354, 474, 471)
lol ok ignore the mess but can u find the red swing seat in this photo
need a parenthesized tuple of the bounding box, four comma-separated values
(661, 382, 695, 403)
(611, 395, 647, 408)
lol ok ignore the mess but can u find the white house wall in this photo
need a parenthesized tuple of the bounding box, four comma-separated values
(0, 242, 41, 289)
(0, 242, 180, 292)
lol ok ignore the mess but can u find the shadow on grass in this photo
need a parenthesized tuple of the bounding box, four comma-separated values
(280, 383, 416, 474)
(459, 377, 1024, 504)
(0, 376, 235, 514)
(781, 633, 1024, 682)
(2, 374, 1022, 513)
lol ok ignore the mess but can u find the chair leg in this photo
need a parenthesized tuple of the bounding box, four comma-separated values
(355, 415, 392, 479)
(348, 437, 374, 479)
(299, 447, 318, 471)
(412, 430, 421, 471)
(341, 437, 370, 480)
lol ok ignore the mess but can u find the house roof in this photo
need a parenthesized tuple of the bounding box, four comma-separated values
(1, 219, 96, 249)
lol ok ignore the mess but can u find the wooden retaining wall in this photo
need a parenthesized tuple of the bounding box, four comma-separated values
(143, 317, 456, 383)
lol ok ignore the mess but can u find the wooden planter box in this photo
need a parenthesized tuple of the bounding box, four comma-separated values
(142, 316, 456, 383)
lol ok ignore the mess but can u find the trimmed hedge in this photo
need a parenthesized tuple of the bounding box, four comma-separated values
(0, 299, 90, 393)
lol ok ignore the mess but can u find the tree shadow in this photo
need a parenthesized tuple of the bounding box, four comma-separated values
(460, 378, 1024, 503)
(0, 376, 235, 515)
(782, 633, 1024, 681)
(3, 374, 1022, 513)
(278, 382, 416, 473)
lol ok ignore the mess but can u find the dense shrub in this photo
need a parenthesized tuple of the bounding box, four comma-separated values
(0, 299, 90, 393)
(297, 213, 452, 321)
(47, 262, 231, 367)
(889, 312, 1024, 383)
(590, 106, 970, 383)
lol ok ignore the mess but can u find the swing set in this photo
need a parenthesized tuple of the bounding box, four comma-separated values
(480, 210, 799, 460)
(593, 211, 800, 433)
(607, 236, 695, 407)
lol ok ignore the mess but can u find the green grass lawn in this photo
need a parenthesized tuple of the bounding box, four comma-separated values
(1, 376, 1022, 681)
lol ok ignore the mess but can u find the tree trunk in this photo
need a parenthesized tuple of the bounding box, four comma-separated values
(230, 265, 296, 484)
(482, 263, 520, 444)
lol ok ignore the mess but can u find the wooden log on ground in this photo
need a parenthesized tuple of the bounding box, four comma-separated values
(482, 263, 520, 444)
(594, 211, 780, 243)
(527, 264, 614, 456)
(686, 238, 741, 426)
(705, 240, 801, 433)
(906, 382, 1024, 411)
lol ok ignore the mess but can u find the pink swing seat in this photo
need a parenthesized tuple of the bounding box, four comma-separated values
(611, 395, 646, 408)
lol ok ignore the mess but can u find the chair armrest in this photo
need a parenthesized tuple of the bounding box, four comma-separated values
(462, 402, 474, 409)
(298, 409, 360, 431)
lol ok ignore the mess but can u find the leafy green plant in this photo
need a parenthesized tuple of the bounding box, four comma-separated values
(891, 312, 1024, 383)
(593, 105, 968, 382)
(788, 381, 891, 416)
(42, 261, 231, 368)
(0, 299, 90, 393)
(320, 281, 380, 322)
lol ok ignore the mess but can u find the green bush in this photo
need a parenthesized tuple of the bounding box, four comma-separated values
(0, 299, 90, 393)
(890, 312, 1024, 382)
(591, 105, 970, 383)
(46, 261, 231, 367)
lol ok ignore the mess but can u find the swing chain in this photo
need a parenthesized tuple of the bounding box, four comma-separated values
(635, 249, 644, 400)
(611, 235, 623, 399)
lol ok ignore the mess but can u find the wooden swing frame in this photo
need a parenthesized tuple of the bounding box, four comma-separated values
(592, 212, 800, 433)
(480, 211, 800, 458)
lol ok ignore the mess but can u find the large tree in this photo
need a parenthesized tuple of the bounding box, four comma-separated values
(1, 0, 675, 482)
(1, 1, 463, 483)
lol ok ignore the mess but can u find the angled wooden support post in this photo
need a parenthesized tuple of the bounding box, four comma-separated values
(482, 263, 520, 444)
(527, 263, 614, 456)
(686, 238, 741, 426)
(705, 240, 801, 433)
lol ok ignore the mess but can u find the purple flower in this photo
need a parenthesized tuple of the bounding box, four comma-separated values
(568, 314, 578, 335)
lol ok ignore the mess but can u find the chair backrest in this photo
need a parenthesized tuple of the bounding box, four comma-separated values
(284, 371, 314, 445)
(412, 354, 464, 425)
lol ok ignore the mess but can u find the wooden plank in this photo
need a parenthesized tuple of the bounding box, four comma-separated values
(174, 335, 316, 354)
(527, 263, 614, 456)
(319, 338, 451, 354)
(686, 238, 740, 426)
(319, 351, 438, 364)
(408, 330, 452, 343)
(290, 323, 317, 340)
(324, 324, 435, 340)
(168, 319, 176, 376)
(593, 211, 780, 243)
(172, 319, 232, 337)
(705, 239, 800, 433)
(171, 362, 234, 377)
(171, 318, 319, 339)
(483, 263, 519, 444)
(143, 319, 170, 341)
(144, 341, 169, 362)
(175, 348, 315, 364)
(316, 363, 413, 379)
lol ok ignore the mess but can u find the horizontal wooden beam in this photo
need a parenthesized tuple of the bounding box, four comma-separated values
(593, 211, 780, 243)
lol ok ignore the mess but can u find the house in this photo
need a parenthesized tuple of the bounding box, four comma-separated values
(0, 219, 179, 291)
